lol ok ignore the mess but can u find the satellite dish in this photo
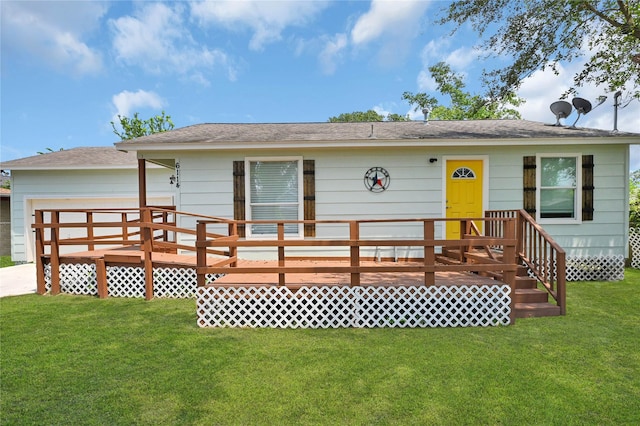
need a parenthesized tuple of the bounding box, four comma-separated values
(549, 101, 572, 126)
(570, 97, 592, 128)
(572, 97, 592, 114)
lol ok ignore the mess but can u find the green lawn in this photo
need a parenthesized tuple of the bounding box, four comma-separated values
(0, 256, 14, 268)
(1, 270, 639, 425)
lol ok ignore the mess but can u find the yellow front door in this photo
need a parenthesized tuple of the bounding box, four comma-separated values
(446, 160, 484, 239)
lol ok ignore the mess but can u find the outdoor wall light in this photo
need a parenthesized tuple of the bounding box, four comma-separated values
(169, 175, 176, 185)
(429, 158, 438, 163)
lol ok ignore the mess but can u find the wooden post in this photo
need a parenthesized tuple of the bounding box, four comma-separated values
(138, 158, 147, 208)
(141, 208, 154, 300)
(350, 221, 360, 286)
(196, 222, 207, 288)
(557, 251, 567, 316)
(459, 219, 468, 263)
(228, 222, 238, 267)
(122, 212, 129, 243)
(86, 212, 94, 251)
(278, 223, 285, 286)
(516, 211, 524, 260)
(34, 210, 46, 295)
(502, 219, 517, 325)
(424, 220, 435, 285)
(96, 258, 108, 299)
(50, 211, 61, 295)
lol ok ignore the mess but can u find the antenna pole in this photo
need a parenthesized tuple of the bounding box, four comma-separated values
(613, 91, 622, 132)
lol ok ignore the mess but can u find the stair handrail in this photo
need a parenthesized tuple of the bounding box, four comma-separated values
(485, 209, 566, 315)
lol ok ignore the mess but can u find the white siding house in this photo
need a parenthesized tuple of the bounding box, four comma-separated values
(1, 120, 637, 281)
(0, 147, 174, 262)
(115, 120, 637, 279)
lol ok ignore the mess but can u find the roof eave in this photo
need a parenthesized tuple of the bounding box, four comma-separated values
(115, 136, 637, 152)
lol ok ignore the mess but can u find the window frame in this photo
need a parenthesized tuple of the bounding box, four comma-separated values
(244, 156, 304, 238)
(536, 153, 582, 224)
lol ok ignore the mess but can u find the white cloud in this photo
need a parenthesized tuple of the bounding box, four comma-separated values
(318, 33, 348, 75)
(415, 38, 483, 92)
(111, 90, 166, 121)
(444, 46, 484, 71)
(190, 0, 329, 51)
(350, 0, 432, 66)
(0, 1, 105, 75)
(350, 0, 430, 45)
(417, 70, 436, 92)
(110, 3, 236, 84)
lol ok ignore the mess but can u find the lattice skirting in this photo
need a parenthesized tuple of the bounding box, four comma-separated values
(566, 255, 625, 281)
(630, 228, 640, 269)
(196, 285, 512, 328)
(527, 255, 625, 282)
(43, 263, 222, 298)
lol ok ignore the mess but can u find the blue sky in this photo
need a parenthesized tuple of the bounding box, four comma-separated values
(1, 0, 638, 168)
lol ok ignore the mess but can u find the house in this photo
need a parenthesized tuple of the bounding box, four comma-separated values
(0, 147, 174, 262)
(112, 120, 638, 281)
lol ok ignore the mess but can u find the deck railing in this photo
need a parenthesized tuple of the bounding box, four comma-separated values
(196, 217, 519, 322)
(32, 207, 232, 297)
(485, 209, 566, 315)
(33, 208, 522, 320)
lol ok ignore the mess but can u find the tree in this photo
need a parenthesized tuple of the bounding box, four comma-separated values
(386, 113, 409, 122)
(403, 62, 523, 120)
(111, 111, 174, 140)
(1, 170, 10, 189)
(37, 147, 64, 155)
(328, 110, 410, 122)
(630, 169, 640, 228)
(328, 110, 385, 122)
(438, 0, 640, 101)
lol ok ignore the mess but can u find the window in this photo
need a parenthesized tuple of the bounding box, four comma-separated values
(245, 157, 303, 237)
(452, 167, 476, 179)
(538, 155, 581, 220)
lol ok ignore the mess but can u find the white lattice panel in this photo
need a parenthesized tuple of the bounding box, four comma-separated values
(59, 263, 97, 295)
(107, 266, 146, 298)
(526, 255, 625, 282)
(356, 285, 510, 328)
(153, 268, 224, 298)
(630, 228, 640, 269)
(44, 263, 51, 293)
(42, 263, 222, 298)
(197, 285, 511, 328)
(565, 255, 625, 281)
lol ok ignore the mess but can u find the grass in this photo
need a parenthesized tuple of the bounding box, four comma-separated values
(1, 270, 639, 425)
(0, 256, 14, 268)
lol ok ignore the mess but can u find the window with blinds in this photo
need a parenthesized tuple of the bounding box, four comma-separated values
(246, 158, 303, 237)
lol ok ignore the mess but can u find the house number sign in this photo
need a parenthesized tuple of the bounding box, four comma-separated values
(364, 167, 390, 192)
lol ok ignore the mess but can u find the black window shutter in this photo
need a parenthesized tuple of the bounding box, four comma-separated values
(582, 155, 594, 221)
(232, 161, 246, 237)
(303, 160, 316, 237)
(523, 156, 537, 215)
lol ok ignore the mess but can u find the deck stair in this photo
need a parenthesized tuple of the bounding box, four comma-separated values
(437, 249, 561, 318)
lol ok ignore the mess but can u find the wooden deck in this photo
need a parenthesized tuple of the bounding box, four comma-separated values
(211, 259, 500, 289)
(32, 207, 567, 323)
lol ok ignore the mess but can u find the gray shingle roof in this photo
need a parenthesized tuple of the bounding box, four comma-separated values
(0, 147, 138, 170)
(115, 120, 638, 148)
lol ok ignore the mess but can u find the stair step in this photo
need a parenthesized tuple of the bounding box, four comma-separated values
(515, 303, 562, 318)
(514, 277, 538, 289)
(514, 288, 549, 304)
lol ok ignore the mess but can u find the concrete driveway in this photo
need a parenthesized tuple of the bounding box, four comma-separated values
(0, 263, 37, 297)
